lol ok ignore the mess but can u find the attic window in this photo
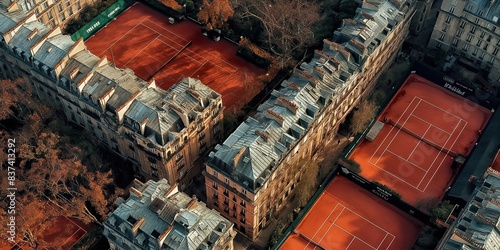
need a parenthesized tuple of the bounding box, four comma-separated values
(243, 157, 250, 163)
(47, 46, 52, 53)
(127, 215, 137, 224)
(70, 67, 79, 79)
(151, 230, 161, 238)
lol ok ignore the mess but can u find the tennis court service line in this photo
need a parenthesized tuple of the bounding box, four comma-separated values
(369, 97, 418, 164)
(421, 119, 467, 191)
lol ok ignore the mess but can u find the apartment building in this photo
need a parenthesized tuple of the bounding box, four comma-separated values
(0, 0, 97, 28)
(439, 171, 500, 250)
(410, 0, 433, 35)
(104, 179, 236, 250)
(428, 0, 500, 84)
(204, 0, 417, 240)
(0, 5, 223, 189)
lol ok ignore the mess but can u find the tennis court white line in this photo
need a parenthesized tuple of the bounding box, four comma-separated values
(417, 117, 462, 188)
(375, 99, 421, 165)
(368, 96, 415, 164)
(369, 97, 418, 164)
(140, 20, 189, 47)
(407, 123, 431, 161)
(328, 204, 397, 250)
(314, 207, 346, 249)
(421, 119, 467, 191)
(123, 34, 162, 66)
(418, 98, 462, 120)
(386, 150, 428, 172)
(100, 17, 150, 57)
(410, 114, 452, 135)
(303, 204, 341, 250)
(346, 238, 356, 250)
(340, 204, 395, 238)
(205, 51, 239, 71)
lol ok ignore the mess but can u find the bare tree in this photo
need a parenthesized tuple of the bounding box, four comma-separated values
(349, 99, 377, 136)
(233, 0, 321, 62)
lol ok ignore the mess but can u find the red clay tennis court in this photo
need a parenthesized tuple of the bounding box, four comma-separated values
(281, 177, 422, 250)
(350, 74, 491, 205)
(85, 2, 266, 111)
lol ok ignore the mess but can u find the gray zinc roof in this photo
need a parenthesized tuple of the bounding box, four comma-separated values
(9, 21, 49, 54)
(33, 34, 73, 68)
(467, 0, 500, 25)
(104, 179, 233, 250)
(206, 0, 414, 194)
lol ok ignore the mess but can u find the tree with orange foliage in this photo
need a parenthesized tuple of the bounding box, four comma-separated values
(197, 0, 234, 29)
(0, 78, 124, 247)
(160, 0, 183, 11)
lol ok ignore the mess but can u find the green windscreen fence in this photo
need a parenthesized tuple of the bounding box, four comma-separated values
(71, 0, 130, 41)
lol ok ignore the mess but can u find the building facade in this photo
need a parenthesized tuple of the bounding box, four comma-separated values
(104, 179, 236, 250)
(204, 0, 417, 240)
(0, 6, 223, 189)
(410, 0, 433, 35)
(428, 0, 500, 84)
(1, 0, 97, 28)
(439, 171, 500, 250)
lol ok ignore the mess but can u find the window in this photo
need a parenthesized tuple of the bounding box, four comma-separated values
(460, 21, 466, 28)
(488, 56, 495, 64)
(225, 178, 229, 184)
(478, 10, 484, 16)
(213, 182, 218, 189)
(470, 26, 477, 34)
(472, 48, 478, 56)
(76, 2, 81, 9)
(480, 31, 486, 38)
(466, 35, 473, 42)
(479, 51, 485, 59)
(493, 48, 498, 55)
(442, 25, 448, 32)
(214, 171, 218, 178)
(483, 43, 488, 51)
(151, 164, 157, 170)
(445, 15, 452, 23)
(449, 7, 455, 13)
(176, 153, 182, 160)
(439, 33, 445, 41)
(476, 40, 482, 47)
(452, 38, 458, 46)
(463, 43, 469, 51)
(242, 189, 247, 195)
(474, 18, 479, 24)
(57, 4, 62, 11)
(467, 4, 473, 11)
(456, 29, 463, 37)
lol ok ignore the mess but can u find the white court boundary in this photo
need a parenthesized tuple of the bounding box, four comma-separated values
(303, 203, 395, 250)
(45, 202, 88, 249)
(101, 18, 239, 78)
(368, 96, 467, 192)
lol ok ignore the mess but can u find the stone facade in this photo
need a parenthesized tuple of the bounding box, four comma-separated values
(428, 0, 500, 84)
(204, 0, 417, 240)
(0, 5, 223, 190)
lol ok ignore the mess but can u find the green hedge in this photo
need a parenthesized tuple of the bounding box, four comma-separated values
(236, 46, 271, 69)
(337, 157, 361, 174)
